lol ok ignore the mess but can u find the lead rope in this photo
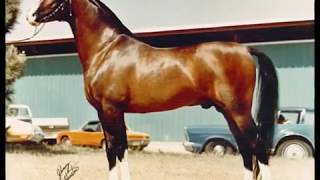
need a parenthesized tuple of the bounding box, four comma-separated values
(7, 23, 46, 43)
(8, 0, 73, 44)
(69, 0, 72, 16)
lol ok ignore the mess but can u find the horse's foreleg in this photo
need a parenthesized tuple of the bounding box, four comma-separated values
(98, 104, 130, 180)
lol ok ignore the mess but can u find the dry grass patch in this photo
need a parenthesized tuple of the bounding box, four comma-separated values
(6, 144, 314, 180)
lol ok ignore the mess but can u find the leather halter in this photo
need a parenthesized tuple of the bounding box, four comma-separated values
(38, 0, 72, 22)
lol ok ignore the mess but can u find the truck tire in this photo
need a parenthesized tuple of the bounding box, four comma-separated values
(204, 140, 234, 156)
(276, 139, 313, 159)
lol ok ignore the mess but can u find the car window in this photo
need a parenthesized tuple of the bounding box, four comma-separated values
(277, 111, 300, 124)
(304, 112, 314, 125)
(97, 123, 102, 132)
(82, 121, 99, 131)
(8, 108, 18, 116)
(9, 108, 30, 117)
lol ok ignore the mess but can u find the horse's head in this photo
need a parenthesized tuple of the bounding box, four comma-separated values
(27, 0, 72, 26)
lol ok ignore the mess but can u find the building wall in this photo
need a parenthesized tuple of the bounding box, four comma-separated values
(13, 41, 314, 141)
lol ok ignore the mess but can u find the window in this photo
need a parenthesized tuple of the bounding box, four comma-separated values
(8, 108, 30, 118)
(304, 111, 314, 125)
(96, 123, 102, 132)
(17, 108, 29, 117)
(8, 108, 18, 116)
(277, 111, 300, 124)
(82, 121, 99, 131)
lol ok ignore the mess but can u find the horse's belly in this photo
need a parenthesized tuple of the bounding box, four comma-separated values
(126, 90, 201, 113)
(125, 102, 195, 113)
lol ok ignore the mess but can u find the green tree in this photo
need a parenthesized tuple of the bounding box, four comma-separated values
(5, 0, 26, 109)
(6, 0, 20, 32)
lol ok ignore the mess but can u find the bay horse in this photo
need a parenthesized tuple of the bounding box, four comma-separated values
(27, 0, 278, 179)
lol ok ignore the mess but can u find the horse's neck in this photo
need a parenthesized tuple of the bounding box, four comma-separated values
(68, 0, 133, 72)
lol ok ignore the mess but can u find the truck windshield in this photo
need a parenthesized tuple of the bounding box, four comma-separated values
(8, 108, 30, 117)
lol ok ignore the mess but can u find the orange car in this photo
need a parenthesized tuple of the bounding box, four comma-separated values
(56, 120, 150, 150)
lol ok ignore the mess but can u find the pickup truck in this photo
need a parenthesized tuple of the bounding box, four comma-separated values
(6, 118, 45, 144)
(183, 107, 314, 159)
(6, 104, 70, 144)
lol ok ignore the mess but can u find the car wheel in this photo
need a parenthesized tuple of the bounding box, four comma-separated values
(204, 140, 234, 156)
(135, 146, 144, 151)
(60, 136, 71, 146)
(276, 139, 313, 159)
(130, 146, 139, 151)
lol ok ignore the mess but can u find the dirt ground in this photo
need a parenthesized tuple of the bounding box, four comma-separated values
(5, 144, 314, 180)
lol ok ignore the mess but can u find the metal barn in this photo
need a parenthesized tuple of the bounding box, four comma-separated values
(7, 0, 314, 141)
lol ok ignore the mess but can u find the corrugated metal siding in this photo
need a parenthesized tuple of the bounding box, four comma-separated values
(251, 42, 314, 108)
(13, 56, 98, 129)
(13, 42, 314, 141)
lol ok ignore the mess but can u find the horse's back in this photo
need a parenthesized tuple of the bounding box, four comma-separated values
(128, 39, 257, 112)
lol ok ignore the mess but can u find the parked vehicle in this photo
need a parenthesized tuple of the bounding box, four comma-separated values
(6, 118, 45, 144)
(56, 120, 151, 151)
(183, 107, 314, 159)
(6, 104, 69, 144)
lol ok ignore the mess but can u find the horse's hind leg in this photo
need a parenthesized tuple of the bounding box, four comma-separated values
(98, 103, 130, 180)
(219, 108, 259, 180)
(255, 138, 273, 180)
(220, 107, 273, 180)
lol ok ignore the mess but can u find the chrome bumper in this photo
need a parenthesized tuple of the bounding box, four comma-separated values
(183, 141, 195, 152)
(128, 140, 150, 147)
(29, 126, 45, 143)
(29, 133, 45, 143)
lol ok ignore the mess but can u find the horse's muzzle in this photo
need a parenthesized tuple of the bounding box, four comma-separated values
(27, 17, 40, 26)
(26, 7, 41, 26)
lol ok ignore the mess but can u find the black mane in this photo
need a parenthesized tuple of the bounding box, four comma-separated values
(89, 0, 134, 36)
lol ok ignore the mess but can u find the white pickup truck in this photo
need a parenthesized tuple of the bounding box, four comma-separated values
(6, 104, 70, 144)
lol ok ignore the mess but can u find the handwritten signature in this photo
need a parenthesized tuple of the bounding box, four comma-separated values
(57, 161, 79, 180)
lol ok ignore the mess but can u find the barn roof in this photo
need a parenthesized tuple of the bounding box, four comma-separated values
(6, 0, 314, 43)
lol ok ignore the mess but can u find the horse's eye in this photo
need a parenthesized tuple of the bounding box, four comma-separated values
(50, 2, 57, 8)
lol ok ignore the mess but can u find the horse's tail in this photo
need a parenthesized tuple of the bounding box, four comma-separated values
(249, 48, 279, 152)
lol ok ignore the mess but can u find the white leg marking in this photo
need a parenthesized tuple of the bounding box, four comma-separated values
(119, 150, 130, 180)
(243, 168, 253, 180)
(258, 161, 272, 180)
(109, 162, 120, 180)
